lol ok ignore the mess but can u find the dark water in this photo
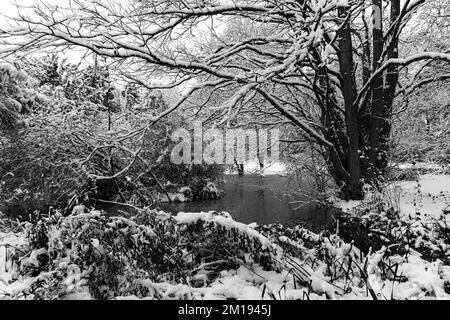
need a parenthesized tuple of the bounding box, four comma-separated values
(1, 174, 337, 232)
(156, 174, 337, 232)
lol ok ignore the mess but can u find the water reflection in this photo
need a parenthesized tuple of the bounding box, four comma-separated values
(157, 174, 337, 231)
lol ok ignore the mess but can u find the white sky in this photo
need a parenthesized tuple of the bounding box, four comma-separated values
(1, 0, 91, 63)
(2, 0, 60, 23)
(1, 0, 223, 65)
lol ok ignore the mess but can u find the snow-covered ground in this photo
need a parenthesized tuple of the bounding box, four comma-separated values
(116, 265, 329, 300)
(368, 253, 450, 300)
(391, 174, 450, 218)
(334, 174, 450, 218)
(2, 206, 450, 300)
(397, 162, 448, 172)
(0, 231, 27, 296)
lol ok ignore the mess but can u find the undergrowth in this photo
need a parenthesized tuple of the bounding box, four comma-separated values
(1, 206, 449, 300)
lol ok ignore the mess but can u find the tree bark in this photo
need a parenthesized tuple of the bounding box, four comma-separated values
(379, 0, 401, 172)
(359, 7, 372, 177)
(369, 0, 384, 179)
(338, 6, 363, 199)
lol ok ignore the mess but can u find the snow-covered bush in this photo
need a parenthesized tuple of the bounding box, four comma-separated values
(152, 160, 224, 202)
(5, 210, 276, 299)
(338, 207, 450, 264)
(0, 57, 223, 216)
(191, 180, 224, 200)
(3, 206, 449, 300)
(0, 61, 45, 130)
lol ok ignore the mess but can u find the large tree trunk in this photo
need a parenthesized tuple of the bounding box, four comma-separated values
(379, 0, 401, 173)
(360, 7, 372, 177)
(337, 6, 364, 199)
(317, 1, 402, 199)
(368, 0, 384, 180)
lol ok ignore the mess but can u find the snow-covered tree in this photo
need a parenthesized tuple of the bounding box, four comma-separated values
(1, 0, 449, 199)
(0, 61, 47, 130)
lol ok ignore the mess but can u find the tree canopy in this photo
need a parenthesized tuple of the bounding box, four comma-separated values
(0, 0, 449, 199)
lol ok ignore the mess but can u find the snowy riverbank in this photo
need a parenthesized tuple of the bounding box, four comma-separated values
(333, 174, 450, 218)
(1, 180, 450, 300)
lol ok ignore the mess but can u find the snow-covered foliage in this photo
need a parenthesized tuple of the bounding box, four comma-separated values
(0, 61, 45, 130)
(193, 181, 224, 200)
(0, 56, 223, 216)
(1, 205, 449, 300)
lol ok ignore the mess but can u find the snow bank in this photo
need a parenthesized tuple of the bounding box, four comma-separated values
(397, 162, 447, 172)
(333, 174, 450, 218)
(121, 266, 319, 300)
(369, 253, 449, 300)
(391, 174, 450, 217)
(2, 207, 450, 300)
(0, 231, 28, 297)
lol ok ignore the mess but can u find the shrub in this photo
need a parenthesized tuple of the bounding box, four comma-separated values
(8, 210, 276, 299)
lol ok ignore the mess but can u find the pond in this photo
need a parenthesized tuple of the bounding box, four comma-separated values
(156, 174, 338, 232)
(1, 174, 338, 232)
